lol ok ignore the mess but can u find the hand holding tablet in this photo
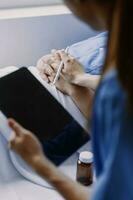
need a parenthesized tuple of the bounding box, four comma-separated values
(0, 110, 53, 189)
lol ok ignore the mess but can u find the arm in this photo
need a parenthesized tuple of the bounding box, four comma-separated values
(54, 76, 94, 119)
(57, 51, 100, 90)
(69, 85, 94, 119)
(37, 51, 101, 90)
(8, 119, 90, 200)
(36, 50, 100, 91)
(36, 50, 94, 118)
(72, 74, 100, 91)
(35, 157, 90, 200)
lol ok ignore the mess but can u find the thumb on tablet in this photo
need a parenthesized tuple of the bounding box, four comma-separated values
(8, 118, 24, 137)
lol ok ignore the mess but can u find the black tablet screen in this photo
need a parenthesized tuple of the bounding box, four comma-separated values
(0, 68, 89, 165)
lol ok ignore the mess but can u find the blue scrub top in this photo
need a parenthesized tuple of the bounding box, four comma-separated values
(68, 32, 107, 75)
(92, 69, 133, 200)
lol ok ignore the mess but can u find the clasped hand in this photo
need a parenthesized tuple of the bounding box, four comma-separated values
(37, 49, 85, 95)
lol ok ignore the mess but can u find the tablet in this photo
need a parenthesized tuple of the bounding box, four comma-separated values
(0, 67, 90, 188)
(0, 67, 89, 165)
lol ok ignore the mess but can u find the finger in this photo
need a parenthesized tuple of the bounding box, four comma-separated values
(38, 56, 54, 67)
(8, 119, 24, 137)
(9, 138, 16, 150)
(9, 136, 23, 151)
(52, 49, 64, 55)
(54, 73, 63, 85)
(51, 49, 57, 54)
(58, 51, 72, 64)
(43, 64, 54, 75)
(48, 74, 55, 83)
(51, 63, 59, 71)
(52, 50, 61, 59)
(41, 54, 53, 64)
(51, 51, 61, 66)
(7, 130, 16, 149)
(54, 53, 61, 63)
(8, 130, 20, 149)
(39, 72, 49, 83)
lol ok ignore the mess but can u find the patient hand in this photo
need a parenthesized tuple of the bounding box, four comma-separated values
(36, 50, 79, 95)
(57, 50, 85, 84)
(36, 49, 85, 84)
(37, 49, 62, 83)
(8, 119, 46, 168)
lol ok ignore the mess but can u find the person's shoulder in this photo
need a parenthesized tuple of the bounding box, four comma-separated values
(96, 69, 126, 103)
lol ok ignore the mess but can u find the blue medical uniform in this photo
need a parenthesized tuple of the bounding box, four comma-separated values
(92, 69, 133, 200)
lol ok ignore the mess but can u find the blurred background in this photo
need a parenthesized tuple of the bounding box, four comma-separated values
(0, 0, 62, 8)
(0, 0, 98, 67)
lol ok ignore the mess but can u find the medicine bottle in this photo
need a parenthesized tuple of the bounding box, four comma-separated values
(76, 151, 93, 186)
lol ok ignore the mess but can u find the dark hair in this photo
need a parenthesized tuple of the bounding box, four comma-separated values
(65, 0, 133, 107)
(116, 0, 133, 108)
(102, 0, 133, 108)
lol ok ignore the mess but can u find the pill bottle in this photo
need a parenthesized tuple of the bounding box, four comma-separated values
(76, 151, 93, 186)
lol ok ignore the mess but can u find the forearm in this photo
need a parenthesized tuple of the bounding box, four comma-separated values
(34, 158, 90, 200)
(73, 74, 100, 90)
(69, 86, 94, 119)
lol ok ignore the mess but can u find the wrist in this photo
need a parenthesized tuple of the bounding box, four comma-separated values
(29, 155, 47, 171)
(67, 84, 78, 97)
(32, 155, 56, 180)
(72, 73, 85, 85)
(70, 86, 93, 119)
(69, 84, 89, 99)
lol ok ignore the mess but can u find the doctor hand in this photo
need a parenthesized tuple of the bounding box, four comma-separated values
(8, 119, 47, 169)
(8, 119, 90, 200)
